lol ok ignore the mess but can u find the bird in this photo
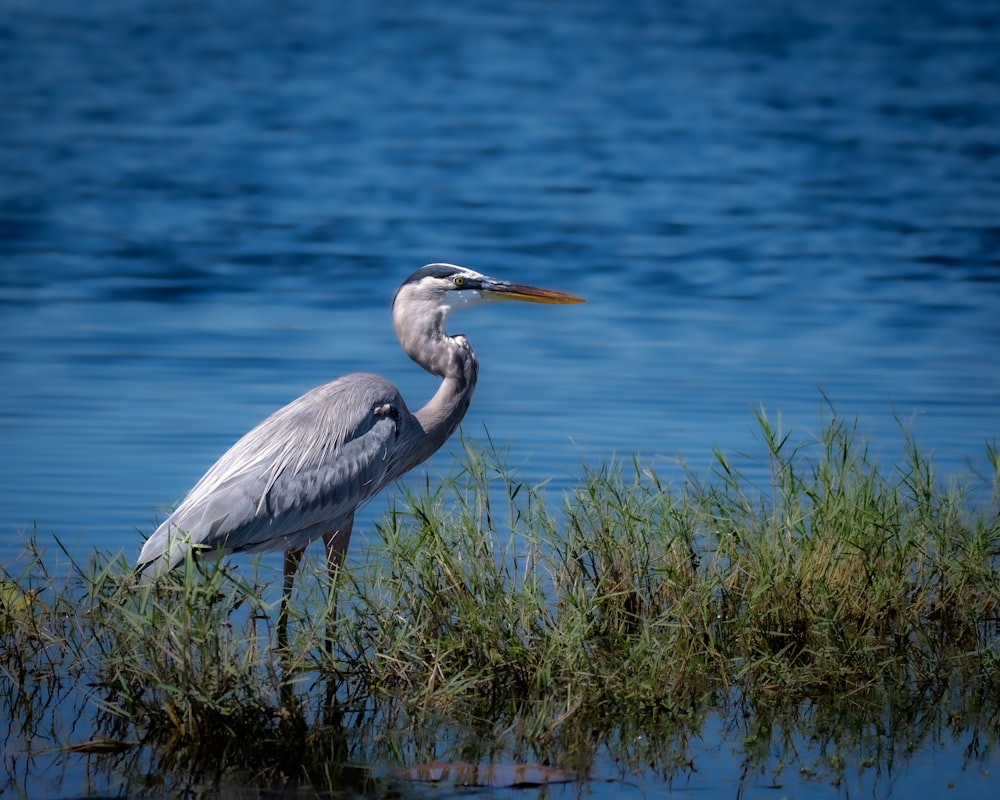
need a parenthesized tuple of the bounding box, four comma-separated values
(136, 263, 583, 638)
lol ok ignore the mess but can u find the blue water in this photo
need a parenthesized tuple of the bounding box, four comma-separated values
(1, 0, 999, 796)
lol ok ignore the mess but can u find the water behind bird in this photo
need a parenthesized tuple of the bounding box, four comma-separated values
(1, 0, 998, 797)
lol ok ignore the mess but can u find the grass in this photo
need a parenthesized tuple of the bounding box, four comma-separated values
(2, 408, 999, 795)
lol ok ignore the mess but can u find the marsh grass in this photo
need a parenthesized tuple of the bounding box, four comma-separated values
(2, 410, 999, 794)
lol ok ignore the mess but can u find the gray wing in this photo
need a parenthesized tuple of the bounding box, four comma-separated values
(138, 373, 408, 575)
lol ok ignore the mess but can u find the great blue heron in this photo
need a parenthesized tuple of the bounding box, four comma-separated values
(137, 264, 583, 634)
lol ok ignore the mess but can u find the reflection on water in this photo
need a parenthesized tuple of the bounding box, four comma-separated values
(1, 0, 999, 796)
(3, 597, 997, 800)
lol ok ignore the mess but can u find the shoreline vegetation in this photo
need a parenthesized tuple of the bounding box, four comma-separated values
(3, 409, 999, 796)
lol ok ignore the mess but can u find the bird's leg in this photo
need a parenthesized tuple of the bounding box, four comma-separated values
(277, 546, 304, 651)
(320, 515, 354, 723)
(320, 513, 354, 654)
(276, 547, 311, 718)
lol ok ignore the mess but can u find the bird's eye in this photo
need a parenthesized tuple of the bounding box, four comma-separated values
(454, 276, 465, 287)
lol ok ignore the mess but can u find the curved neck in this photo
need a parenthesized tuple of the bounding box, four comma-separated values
(412, 337, 478, 451)
(392, 291, 479, 464)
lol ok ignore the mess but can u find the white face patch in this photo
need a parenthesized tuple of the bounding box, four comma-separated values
(441, 285, 485, 313)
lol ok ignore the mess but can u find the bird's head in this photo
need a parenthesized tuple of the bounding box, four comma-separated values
(392, 264, 583, 383)
(392, 263, 584, 375)
(394, 263, 584, 317)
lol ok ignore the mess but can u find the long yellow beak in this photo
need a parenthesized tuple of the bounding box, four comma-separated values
(481, 280, 585, 305)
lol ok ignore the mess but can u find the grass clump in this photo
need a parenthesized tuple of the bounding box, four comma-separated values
(707, 411, 999, 694)
(2, 541, 312, 790)
(1, 409, 998, 795)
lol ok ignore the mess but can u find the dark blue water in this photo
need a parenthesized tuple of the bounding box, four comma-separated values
(1, 0, 999, 796)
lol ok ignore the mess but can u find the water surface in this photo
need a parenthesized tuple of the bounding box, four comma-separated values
(1, 0, 999, 796)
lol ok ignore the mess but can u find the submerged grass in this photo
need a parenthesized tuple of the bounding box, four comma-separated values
(2, 409, 999, 795)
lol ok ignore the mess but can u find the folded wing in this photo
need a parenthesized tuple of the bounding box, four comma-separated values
(137, 373, 407, 577)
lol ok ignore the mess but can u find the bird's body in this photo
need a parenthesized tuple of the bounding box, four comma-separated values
(138, 374, 415, 571)
(137, 264, 582, 614)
